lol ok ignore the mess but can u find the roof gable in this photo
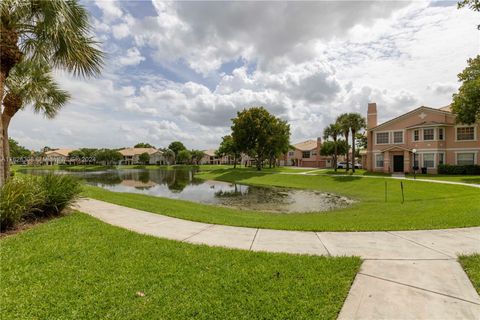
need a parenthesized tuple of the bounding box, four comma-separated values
(370, 106, 453, 131)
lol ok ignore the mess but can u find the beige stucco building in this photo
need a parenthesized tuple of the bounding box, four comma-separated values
(282, 138, 333, 168)
(365, 103, 480, 174)
(119, 148, 165, 165)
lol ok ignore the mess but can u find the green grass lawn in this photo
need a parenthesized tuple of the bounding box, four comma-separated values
(83, 167, 480, 231)
(459, 254, 480, 294)
(0, 213, 360, 319)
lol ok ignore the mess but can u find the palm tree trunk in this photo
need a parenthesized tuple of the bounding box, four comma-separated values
(333, 136, 338, 172)
(0, 72, 5, 187)
(345, 132, 350, 172)
(1, 113, 12, 183)
(351, 130, 356, 173)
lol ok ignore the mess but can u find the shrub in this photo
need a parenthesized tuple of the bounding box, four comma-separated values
(438, 164, 480, 175)
(39, 174, 82, 216)
(0, 176, 45, 231)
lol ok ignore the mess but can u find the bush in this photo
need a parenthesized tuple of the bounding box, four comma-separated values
(39, 174, 82, 216)
(438, 164, 480, 175)
(0, 174, 82, 231)
(0, 176, 44, 231)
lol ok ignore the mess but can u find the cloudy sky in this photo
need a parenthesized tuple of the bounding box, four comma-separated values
(11, 0, 479, 150)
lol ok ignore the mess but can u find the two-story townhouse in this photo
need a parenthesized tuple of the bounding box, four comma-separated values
(283, 138, 333, 168)
(365, 103, 480, 174)
(119, 148, 166, 165)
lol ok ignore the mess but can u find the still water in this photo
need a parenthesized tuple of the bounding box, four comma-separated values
(20, 168, 354, 213)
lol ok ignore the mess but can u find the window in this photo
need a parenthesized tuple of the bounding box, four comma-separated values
(393, 131, 403, 144)
(423, 153, 435, 168)
(376, 132, 389, 144)
(311, 151, 317, 156)
(375, 154, 384, 168)
(302, 151, 310, 158)
(457, 153, 475, 165)
(438, 153, 444, 165)
(288, 151, 294, 156)
(438, 128, 444, 141)
(457, 127, 475, 141)
(423, 128, 434, 141)
(413, 130, 420, 141)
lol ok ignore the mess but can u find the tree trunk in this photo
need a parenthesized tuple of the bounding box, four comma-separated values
(345, 132, 350, 172)
(233, 154, 237, 169)
(256, 157, 262, 171)
(0, 72, 5, 187)
(2, 93, 22, 182)
(351, 130, 356, 173)
(333, 136, 338, 172)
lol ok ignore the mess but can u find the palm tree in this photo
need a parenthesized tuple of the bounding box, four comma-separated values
(2, 60, 70, 180)
(0, 0, 103, 185)
(323, 123, 341, 172)
(347, 113, 366, 173)
(164, 149, 175, 165)
(336, 113, 351, 172)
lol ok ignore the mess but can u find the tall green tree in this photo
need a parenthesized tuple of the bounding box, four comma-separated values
(190, 150, 205, 165)
(231, 107, 290, 171)
(347, 113, 366, 173)
(8, 138, 30, 158)
(0, 0, 103, 186)
(323, 123, 341, 172)
(94, 149, 122, 166)
(266, 118, 290, 168)
(336, 114, 351, 172)
(168, 141, 186, 163)
(177, 149, 192, 164)
(216, 135, 240, 168)
(163, 149, 175, 165)
(3, 60, 69, 178)
(320, 140, 349, 160)
(451, 55, 480, 124)
(138, 152, 150, 165)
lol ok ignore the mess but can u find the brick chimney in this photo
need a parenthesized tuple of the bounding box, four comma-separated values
(367, 102, 377, 129)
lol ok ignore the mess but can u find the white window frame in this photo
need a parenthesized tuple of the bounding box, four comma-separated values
(412, 129, 420, 142)
(393, 131, 404, 144)
(438, 128, 445, 141)
(423, 128, 435, 141)
(422, 153, 436, 169)
(375, 153, 384, 168)
(455, 125, 477, 142)
(455, 152, 477, 165)
(375, 131, 390, 145)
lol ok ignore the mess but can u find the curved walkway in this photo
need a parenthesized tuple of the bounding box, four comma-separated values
(76, 198, 480, 319)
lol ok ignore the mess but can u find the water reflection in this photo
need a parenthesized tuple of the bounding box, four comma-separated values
(20, 168, 354, 213)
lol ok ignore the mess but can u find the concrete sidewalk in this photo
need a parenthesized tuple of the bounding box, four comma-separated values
(76, 198, 480, 319)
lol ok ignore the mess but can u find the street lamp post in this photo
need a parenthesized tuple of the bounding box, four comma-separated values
(412, 149, 417, 180)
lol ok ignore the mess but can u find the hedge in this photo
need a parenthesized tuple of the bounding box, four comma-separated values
(438, 164, 480, 175)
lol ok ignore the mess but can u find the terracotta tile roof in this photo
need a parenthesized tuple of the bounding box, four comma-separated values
(45, 149, 76, 157)
(203, 149, 217, 157)
(293, 140, 318, 151)
(119, 148, 160, 156)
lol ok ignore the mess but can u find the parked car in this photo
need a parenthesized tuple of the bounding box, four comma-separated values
(337, 162, 362, 169)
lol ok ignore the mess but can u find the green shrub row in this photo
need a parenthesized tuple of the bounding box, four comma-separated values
(0, 174, 82, 231)
(438, 164, 480, 175)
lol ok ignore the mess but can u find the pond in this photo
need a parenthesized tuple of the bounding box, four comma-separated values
(19, 168, 355, 213)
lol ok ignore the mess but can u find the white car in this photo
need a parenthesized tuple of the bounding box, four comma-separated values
(337, 162, 362, 169)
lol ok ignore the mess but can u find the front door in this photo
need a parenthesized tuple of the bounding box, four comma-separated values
(393, 155, 404, 172)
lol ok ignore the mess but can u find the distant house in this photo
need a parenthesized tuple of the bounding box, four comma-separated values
(364, 103, 480, 174)
(281, 138, 332, 168)
(200, 149, 235, 165)
(43, 149, 77, 165)
(119, 148, 165, 165)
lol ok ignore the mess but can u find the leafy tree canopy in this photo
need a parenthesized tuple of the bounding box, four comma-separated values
(231, 106, 290, 170)
(451, 55, 480, 124)
(139, 152, 150, 164)
(94, 149, 123, 165)
(190, 150, 205, 165)
(320, 140, 349, 157)
(9, 138, 30, 158)
(134, 143, 155, 148)
(168, 141, 186, 157)
(177, 150, 192, 164)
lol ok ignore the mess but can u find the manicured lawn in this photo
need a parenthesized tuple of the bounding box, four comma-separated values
(406, 175, 480, 185)
(0, 213, 360, 319)
(459, 254, 480, 294)
(83, 168, 480, 231)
